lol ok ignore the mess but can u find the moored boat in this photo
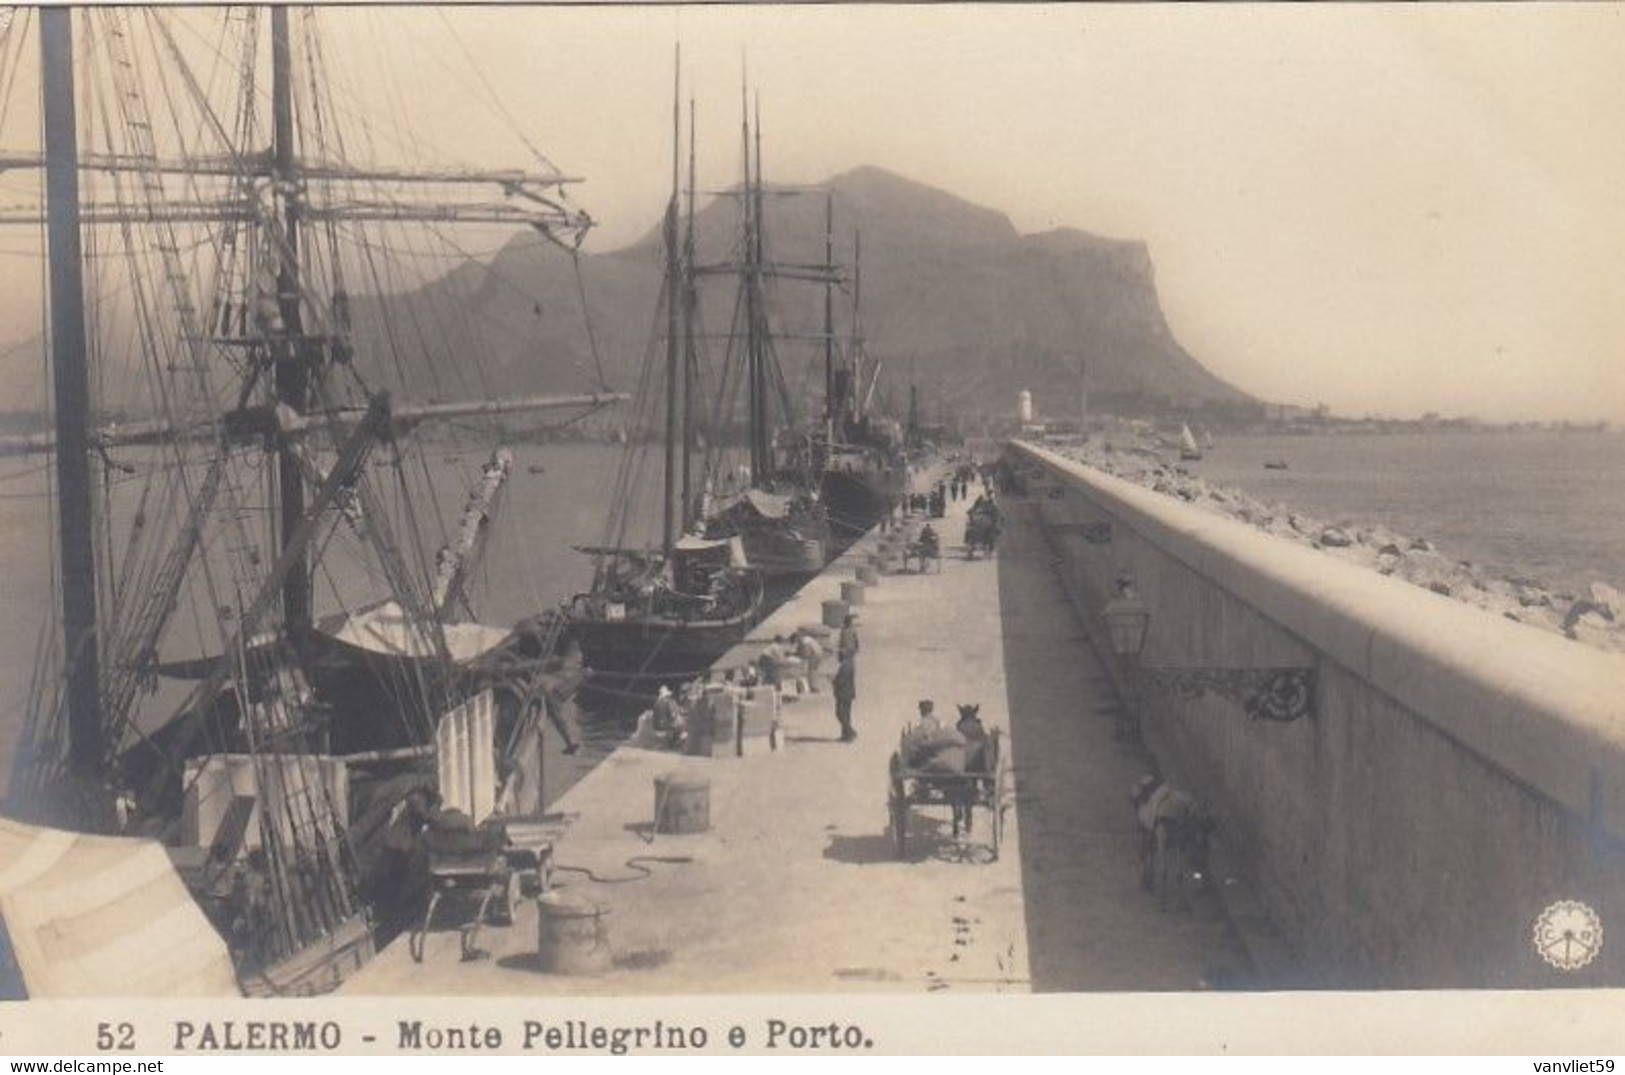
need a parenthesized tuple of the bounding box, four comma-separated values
(0, 6, 610, 996)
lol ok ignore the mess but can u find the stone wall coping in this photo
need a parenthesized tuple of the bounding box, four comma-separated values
(1012, 441, 1625, 829)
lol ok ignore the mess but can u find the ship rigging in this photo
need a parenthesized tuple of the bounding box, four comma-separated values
(0, 6, 620, 994)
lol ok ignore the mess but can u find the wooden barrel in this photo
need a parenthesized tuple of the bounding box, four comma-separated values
(822, 599, 848, 628)
(536, 892, 612, 975)
(655, 774, 711, 834)
(856, 566, 879, 586)
(841, 581, 866, 606)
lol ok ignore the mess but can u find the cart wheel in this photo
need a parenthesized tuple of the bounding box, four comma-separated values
(411, 887, 444, 963)
(990, 785, 1003, 860)
(489, 871, 521, 926)
(991, 732, 1008, 859)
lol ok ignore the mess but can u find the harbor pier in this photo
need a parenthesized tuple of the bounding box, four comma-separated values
(348, 440, 1625, 995)
(1010, 440, 1624, 988)
(345, 464, 1244, 994)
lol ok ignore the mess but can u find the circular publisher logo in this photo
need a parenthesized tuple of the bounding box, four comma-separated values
(1532, 900, 1604, 971)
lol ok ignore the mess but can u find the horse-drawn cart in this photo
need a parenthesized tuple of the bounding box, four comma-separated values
(887, 725, 1007, 859)
(964, 507, 1000, 559)
(901, 528, 942, 573)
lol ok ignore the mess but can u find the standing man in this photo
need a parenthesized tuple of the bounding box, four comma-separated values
(833, 653, 857, 743)
(838, 613, 861, 663)
(835, 613, 860, 743)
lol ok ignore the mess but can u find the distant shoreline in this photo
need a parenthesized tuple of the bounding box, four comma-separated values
(1047, 429, 1625, 657)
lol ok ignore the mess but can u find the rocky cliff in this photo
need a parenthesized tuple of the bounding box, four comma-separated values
(348, 165, 1253, 422)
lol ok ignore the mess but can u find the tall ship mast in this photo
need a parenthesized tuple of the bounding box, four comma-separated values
(0, 7, 617, 994)
(558, 51, 765, 687)
(817, 222, 907, 538)
(689, 91, 833, 599)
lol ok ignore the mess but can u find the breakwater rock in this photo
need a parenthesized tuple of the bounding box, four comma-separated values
(1051, 440, 1625, 656)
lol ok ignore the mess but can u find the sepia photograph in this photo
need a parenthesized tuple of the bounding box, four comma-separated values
(0, 0, 1619, 1050)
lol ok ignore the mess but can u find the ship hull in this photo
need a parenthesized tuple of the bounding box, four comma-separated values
(738, 526, 828, 602)
(821, 466, 905, 538)
(564, 615, 756, 684)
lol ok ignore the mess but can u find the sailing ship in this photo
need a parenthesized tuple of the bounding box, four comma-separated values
(0, 7, 615, 995)
(690, 98, 835, 597)
(558, 57, 768, 685)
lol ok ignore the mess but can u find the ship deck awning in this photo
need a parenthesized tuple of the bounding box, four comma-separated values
(718, 488, 793, 520)
(318, 600, 513, 664)
(672, 534, 748, 567)
(0, 819, 239, 998)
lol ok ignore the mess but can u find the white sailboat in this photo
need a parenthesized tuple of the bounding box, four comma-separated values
(1179, 423, 1203, 461)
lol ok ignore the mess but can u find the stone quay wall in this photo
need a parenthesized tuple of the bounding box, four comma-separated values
(1007, 439, 1625, 988)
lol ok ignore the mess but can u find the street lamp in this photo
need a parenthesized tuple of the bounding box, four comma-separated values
(1099, 572, 1317, 725)
(1101, 574, 1149, 742)
(1102, 575, 1149, 658)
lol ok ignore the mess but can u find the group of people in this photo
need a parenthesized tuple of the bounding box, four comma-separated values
(899, 699, 992, 774)
(898, 699, 994, 837)
(641, 624, 838, 750)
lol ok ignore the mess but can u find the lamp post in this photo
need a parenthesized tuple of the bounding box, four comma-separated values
(1099, 572, 1318, 725)
(1101, 574, 1150, 743)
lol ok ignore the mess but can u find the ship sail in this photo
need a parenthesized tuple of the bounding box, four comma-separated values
(1179, 423, 1203, 460)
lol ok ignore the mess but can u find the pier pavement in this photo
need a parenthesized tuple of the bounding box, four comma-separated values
(345, 474, 1245, 994)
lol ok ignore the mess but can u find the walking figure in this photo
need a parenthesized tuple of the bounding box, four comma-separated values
(838, 613, 861, 662)
(833, 655, 857, 743)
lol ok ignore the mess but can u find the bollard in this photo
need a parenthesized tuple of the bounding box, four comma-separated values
(822, 598, 848, 628)
(654, 774, 711, 834)
(537, 892, 612, 975)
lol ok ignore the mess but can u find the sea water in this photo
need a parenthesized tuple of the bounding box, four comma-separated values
(1190, 430, 1625, 598)
(2, 431, 1621, 800)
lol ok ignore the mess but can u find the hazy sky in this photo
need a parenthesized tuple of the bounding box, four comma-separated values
(1, 3, 1622, 422)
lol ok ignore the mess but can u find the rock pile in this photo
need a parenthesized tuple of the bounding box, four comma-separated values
(1057, 440, 1625, 656)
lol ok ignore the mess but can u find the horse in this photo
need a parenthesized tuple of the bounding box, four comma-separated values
(1129, 774, 1216, 913)
(964, 509, 1000, 559)
(902, 526, 942, 573)
(948, 704, 992, 836)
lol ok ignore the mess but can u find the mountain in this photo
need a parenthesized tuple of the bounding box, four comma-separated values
(371, 164, 1254, 422)
(1, 167, 1254, 424)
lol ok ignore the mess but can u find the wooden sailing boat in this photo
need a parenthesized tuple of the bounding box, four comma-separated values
(0, 7, 616, 994)
(691, 95, 833, 596)
(559, 52, 765, 686)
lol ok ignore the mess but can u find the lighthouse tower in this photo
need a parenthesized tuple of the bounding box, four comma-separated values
(1018, 388, 1034, 425)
